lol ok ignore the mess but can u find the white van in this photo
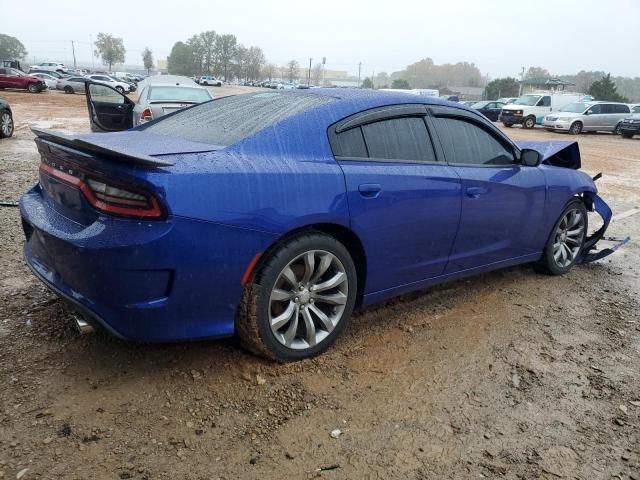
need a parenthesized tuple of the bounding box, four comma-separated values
(500, 91, 593, 129)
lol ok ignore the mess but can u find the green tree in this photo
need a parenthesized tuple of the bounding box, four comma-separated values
(167, 41, 195, 76)
(141, 47, 154, 75)
(215, 34, 238, 80)
(391, 79, 410, 89)
(588, 74, 630, 102)
(484, 77, 519, 100)
(361, 77, 374, 89)
(0, 34, 28, 60)
(93, 33, 126, 71)
(198, 31, 217, 74)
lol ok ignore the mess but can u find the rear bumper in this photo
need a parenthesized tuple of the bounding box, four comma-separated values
(20, 185, 277, 342)
(542, 120, 571, 131)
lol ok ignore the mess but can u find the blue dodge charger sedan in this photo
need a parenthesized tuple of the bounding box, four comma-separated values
(20, 88, 615, 361)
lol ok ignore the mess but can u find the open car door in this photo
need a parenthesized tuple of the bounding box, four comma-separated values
(86, 81, 135, 132)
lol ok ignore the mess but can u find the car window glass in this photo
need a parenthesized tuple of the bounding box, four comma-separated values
(588, 104, 601, 114)
(538, 96, 551, 107)
(614, 104, 630, 114)
(361, 117, 436, 162)
(601, 104, 615, 114)
(0, 68, 6, 75)
(334, 127, 367, 158)
(432, 117, 515, 166)
(633, 106, 640, 113)
(89, 83, 125, 104)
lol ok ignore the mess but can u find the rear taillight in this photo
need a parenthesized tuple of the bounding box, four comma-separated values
(140, 108, 153, 123)
(39, 162, 164, 219)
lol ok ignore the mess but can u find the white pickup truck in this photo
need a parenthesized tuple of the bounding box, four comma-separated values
(500, 91, 592, 129)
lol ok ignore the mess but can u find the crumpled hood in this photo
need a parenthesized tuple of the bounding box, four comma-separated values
(515, 140, 581, 169)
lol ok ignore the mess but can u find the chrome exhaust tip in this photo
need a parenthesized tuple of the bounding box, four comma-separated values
(72, 313, 94, 334)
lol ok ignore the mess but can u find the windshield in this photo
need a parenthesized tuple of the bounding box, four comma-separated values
(471, 101, 489, 108)
(560, 103, 589, 113)
(514, 95, 541, 106)
(148, 86, 211, 103)
(633, 106, 640, 113)
(143, 92, 333, 146)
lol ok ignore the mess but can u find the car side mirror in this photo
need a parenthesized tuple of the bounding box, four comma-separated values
(585, 110, 592, 115)
(520, 148, 542, 167)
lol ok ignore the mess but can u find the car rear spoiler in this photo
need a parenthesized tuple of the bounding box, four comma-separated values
(31, 127, 174, 167)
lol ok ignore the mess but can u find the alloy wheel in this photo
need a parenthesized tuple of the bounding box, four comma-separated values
(269, 250, 348, 350)
(552, 208, 585, 268)
(1, 112, 13, 137)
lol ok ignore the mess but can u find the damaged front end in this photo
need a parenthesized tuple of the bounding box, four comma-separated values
(579, 191, 630, 263)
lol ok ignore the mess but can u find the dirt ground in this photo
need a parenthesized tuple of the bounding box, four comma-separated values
(0, 88, 639, 480)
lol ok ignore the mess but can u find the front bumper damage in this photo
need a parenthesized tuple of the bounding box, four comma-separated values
(579, 192, 630, 263)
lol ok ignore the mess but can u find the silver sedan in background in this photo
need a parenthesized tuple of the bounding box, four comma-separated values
(133, 81, 212, 126)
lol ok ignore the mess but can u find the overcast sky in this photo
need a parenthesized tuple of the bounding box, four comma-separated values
(4, 0, 639, 79)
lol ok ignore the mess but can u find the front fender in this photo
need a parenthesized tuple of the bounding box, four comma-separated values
(579, 193, 629, 263)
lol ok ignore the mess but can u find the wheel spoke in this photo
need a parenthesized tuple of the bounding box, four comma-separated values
(309, 304, 334, 333)
(566, 226, 584, 237)
(311, 271, 346, 293)
(569, 212, 582, 228)
(282, 306, 300, 347)
(281, 266, 298, 287)
(565, 236, 581, 246)
(301, 308, 316, 346)
(271, 301, 296, 331)
(301, 252, 315, 284)
(271, 288, 293, 301)
(312, 291, 347, 305)
(310, 253, 333, 283)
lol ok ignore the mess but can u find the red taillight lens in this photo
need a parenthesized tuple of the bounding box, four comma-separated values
(39, 163, 163, 219)
(140, 108, 153, 123)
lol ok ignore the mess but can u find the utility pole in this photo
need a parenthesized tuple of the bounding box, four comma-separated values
(307, 57, 312, 86)
(322, 56, 326, 87)
(90, 34, 95, 70)
(358, 62, 362, 87)
(70, 40, 77, 70)
(518, 66, 525, 96)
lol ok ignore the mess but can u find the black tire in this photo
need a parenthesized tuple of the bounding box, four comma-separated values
(538, 199, 588, 275)
(523, 116, 536, 129)
(0, 109, 14, 138)
(27, 83, 40, 94)
(503, 122, 513, 128)
(115, 86, 125, 94)
(569, 121, 583, 135)
(64, 86, 74, 94)
(613, 123, 622, 135)
(237, 232, 358, 361)
(621, 133, 634, 139)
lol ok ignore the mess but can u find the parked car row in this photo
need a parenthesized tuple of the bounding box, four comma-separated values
(0, 68, 47, 93)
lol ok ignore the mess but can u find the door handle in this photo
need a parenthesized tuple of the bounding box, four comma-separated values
(465, 186, 487, 198)
(358, 183, 382, 198)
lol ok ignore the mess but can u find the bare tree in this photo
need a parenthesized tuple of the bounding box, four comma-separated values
(94, 33, 126, 72)
(141, 47, 154, 75)
(311, 62, 323, 86)
(287, 60, 299, 83)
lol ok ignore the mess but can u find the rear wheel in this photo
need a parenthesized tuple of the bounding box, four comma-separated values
(64, 86, 74, 94)
(0, 110, 14, 138)
(237, 233, 357, 361)
(523, 116, 536, 129)
(27, 83, 40, 94)
(538, 200, 587, 275)
(569, 121, 583, 135)
(613, 123, 622, 135)
(115, 86, 125, 94)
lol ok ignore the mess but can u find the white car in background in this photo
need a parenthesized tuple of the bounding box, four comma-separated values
(29, 62, 69, 74)
(85, 74, 133, 94)
(30, 72, 59, 89)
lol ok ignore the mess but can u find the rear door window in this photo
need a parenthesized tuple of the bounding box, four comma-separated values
(361, 117, 436, 162)
(334, 127, 367, 158)
(614, 104, 630, 114)
(601, 104, 615, 114)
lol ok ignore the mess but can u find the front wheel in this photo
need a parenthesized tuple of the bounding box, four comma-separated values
(64, 86, 74, 94)
(523, 116, 536, 129)
(237, 233, 358, 361)
(502, 122, 513, 128)
(115, 86, 125, 94)
(569, 121, 583, 135)
(538, 200, 587, 275)
(0, 110, 14, 138)
(27, 83, 40, 94)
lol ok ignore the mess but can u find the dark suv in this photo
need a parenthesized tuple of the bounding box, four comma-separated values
(0, 68, 46, 93)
